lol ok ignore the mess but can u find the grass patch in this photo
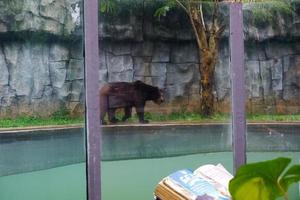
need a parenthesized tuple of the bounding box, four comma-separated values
(112, 111, 230, 123)
(142, 112, 231, 122)
(1, 112, 300, 128)
(0, 116, 84, 128)
(0, 108, 84, 128)
(246, 114, 300, 122)
(115, 112, 300, 123)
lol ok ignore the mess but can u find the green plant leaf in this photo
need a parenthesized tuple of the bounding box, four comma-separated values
(100, 0, 116, 13)
(154, 0, 178, 19)
(280, 165, 300, 192)
(229, 157, 291, 200)
(244, 0, 293, 26)
(231, 177, 271, 200)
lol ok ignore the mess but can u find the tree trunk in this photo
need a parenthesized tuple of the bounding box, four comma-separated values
(187, 2, 222, 117)
(199, 48, 217, 117)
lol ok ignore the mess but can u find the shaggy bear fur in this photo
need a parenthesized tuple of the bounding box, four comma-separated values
(99, 80, 164, 124)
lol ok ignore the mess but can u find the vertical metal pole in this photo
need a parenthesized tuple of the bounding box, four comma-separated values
(230, 2, 246, 174)
(84, 0, 101, 199)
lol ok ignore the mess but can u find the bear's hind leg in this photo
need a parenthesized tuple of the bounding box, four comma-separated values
(108, 108, 119, 124)
(122, 106, 132, 122)
(135, 106, 148, 124)
(100, 96, 108, 125)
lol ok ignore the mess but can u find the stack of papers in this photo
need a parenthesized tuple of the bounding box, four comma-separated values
(154, 164, 233, 200)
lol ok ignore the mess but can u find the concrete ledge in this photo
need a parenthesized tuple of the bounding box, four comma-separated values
(0, 123, 300, 176)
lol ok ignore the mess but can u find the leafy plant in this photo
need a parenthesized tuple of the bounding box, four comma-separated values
(100, 0, 117, 13)
(0, 116, 83, 128)
(244, 0, 294, 26)
(229, 157, 300, 200)
(51, 106, 70, 120)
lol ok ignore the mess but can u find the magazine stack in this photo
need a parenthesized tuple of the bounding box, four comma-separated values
(154, 164, 233, 200)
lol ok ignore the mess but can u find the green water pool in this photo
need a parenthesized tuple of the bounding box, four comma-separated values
(0, 152, 299, 200)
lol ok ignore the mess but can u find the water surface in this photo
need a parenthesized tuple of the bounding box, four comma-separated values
(0, 152, 299, 200)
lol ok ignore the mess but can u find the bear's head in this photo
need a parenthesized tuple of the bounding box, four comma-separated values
(153, 89, 164, 105)
(134, 80, 164, 104)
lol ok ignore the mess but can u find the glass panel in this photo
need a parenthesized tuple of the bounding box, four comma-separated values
(99, 1, 233, 199)
(244, 1, 300, 198)
(0, 0, 86, 199)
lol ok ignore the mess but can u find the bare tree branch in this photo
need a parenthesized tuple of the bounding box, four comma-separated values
(211, 0, 219, 32)
(174, 0, 189, 14)
(216, 24, 226, 37)
(199, 3, 206, 31)
(186, 0, 204, 49)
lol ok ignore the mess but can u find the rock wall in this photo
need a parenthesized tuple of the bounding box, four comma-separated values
(0, 0, 81, 35)
(98, 40, 300, 114)
(245, 42, 300, 114)
(0, 41, 84, 117)
(0, 0, 83, 117)
(99, 2, 300, 114)
(0, 1, 300, 117)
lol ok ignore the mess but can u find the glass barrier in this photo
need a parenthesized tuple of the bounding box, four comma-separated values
(244, 1, 300, 198)
(99, 1, 233, 199)
(0, 0, 86, 199)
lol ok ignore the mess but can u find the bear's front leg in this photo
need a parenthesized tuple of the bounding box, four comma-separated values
(122, 106, 132, 122)
(135, 106, 149, 124)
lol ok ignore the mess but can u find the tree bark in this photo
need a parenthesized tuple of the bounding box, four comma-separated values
(187, 1, 222, 117)
(199, 48, 217, 116)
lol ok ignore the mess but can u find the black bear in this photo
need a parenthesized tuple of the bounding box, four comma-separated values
(99, 80, 164, 124)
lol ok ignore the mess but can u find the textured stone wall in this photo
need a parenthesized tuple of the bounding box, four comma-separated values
(0, 0, 81, 35)
(98, 2, 300, 114)
(0, 1, 300, 117)
(0, 0, 83, 117)
(98, 40, 300, 114)
(245, 42, 300, 114)
(0, 42, 84, 117)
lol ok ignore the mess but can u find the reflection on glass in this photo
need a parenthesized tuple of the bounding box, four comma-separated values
(99, 1, 232, 199)
(0, 0, 86, 199)
(244, 1, 300, 199)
